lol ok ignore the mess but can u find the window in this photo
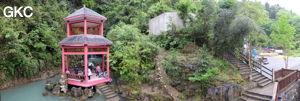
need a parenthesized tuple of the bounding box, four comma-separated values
(70, 22, 84, 35)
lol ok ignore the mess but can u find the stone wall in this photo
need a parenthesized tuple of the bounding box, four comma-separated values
(278, 80, 300, 101)
(205, 83, 243, 101)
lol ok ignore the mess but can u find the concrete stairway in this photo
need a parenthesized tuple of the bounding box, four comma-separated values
(239, 91, 272, 101)
(96, 83, 120, 101)
(227, 56, 272, 87)
(226, 55, 273, 101)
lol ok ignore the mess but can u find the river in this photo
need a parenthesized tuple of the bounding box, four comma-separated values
(0, 76, 106, 101)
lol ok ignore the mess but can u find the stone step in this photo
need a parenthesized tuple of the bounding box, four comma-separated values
(251, 72, 260, 77)
(240, 71, 250, 75)
(258, 78, 270, 84)
(100, 86, 110, 91)
(239, 96, 256, 101)
(106, 93, 118, 99)
(252, 73, 262, 79)
(96, 84, 120, 100)
(253, 75, 265, 81)
(242, 91, 271, 101)
(239, 68, 251, 72)
(101, 89, 113, 93)
(104, 90, 116, 96)
(246, 91, 272, 99)
(258, 80, 272, 87)
(255, 76, 268, 82)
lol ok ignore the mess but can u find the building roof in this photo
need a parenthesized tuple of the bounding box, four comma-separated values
(65, 6, 107, 21)
(59, 35, 112, 46)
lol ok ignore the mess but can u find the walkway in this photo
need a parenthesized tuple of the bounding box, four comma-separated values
(248, 82, 274, 97)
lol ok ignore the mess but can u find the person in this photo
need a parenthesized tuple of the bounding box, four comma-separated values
(96, 65, 103, 78)
(74, 65, 79, 74)
(88, 67, 92, 80)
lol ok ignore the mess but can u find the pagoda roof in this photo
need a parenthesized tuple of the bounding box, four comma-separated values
(65, 6, 107, 21)
(59, 35, 112, 46)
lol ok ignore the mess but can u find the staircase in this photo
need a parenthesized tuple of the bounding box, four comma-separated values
(227, 55, 272, 87)
(226, 53, 273, 101)
(96, 83, 120, 101)
(239, 91, 272, 101)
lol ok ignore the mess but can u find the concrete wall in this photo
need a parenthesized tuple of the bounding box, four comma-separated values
(149, 12, 184, 35)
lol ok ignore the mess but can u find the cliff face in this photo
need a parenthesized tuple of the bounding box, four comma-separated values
(206, 83, 243, 101)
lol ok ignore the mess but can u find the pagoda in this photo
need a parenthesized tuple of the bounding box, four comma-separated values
(59, 6, 112, 87)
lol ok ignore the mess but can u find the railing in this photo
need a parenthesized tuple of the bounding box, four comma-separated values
(239, 52, 274, 80)
(274, 68, 295, 80)
(272, 69, 300, 101)
(66, 73, 85, 82)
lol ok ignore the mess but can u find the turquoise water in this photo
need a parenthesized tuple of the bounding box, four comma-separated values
(0, 76, 106, 101)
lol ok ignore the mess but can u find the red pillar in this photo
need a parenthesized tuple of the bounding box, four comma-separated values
(102, 55, 104, 71)
(107, 47, 110, 78)
(84, 19, 87, 35)
(67, 23, 70, 36)
(66, 56, 69, 71)
(62, 48, 65, 73)
(84, 46, 88, 81)
(100, 22, 103, 36)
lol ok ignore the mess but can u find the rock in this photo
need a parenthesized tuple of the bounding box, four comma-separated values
(0, 70, 5, 80)
(206, 83, 243, 101)
(59, 74, 68, 93)
(52, 85, 61, 95)
(83, 88, 94, 98)
(184, 64, 197, 70)
(42, 92, 49, 96)
(71, 87, 83, 97)
(45, 80, 54, 91)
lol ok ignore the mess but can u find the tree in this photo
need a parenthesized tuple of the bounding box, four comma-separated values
(107, 23, 158, 87)
(175, 0, 196, 25)
(270, 13, 297, 68)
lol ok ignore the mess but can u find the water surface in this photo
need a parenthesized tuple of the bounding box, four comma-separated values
(0, 76, 106, 101)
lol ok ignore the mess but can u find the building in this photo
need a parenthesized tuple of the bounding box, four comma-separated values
(59, 6, 112, 87)
(149, 12, 184, 35)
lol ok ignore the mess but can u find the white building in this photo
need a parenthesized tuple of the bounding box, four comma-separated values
(149, 12, 185, 35)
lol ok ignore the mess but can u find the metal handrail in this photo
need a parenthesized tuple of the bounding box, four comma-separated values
(239, 52, 274, 80)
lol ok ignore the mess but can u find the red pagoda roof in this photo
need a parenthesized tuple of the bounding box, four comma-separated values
(59, 35, 112, 46)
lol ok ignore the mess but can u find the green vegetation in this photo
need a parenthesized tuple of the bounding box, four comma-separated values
(0, 0, 68, 79)
(107, 23, 158, 88)
(0, 0, 300, 100)
(270, 13, 297, 68)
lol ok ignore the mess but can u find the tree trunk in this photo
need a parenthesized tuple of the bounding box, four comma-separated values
(248, 39, 252, 80)
(284, 56, 288, 69)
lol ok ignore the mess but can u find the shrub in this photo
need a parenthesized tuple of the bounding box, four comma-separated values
(107, 23, 158, 87)
(162, 51, 182, 78)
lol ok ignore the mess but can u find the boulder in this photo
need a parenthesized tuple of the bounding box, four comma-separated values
(42, 92, 49, 96)
(71, 87, 83, 97)
(59, 74, 68, 93)
(206, 83, 243, 101)
(45, 80, 54, 91)
(83, 88, 94, 98)
(52, 85, 61, 95)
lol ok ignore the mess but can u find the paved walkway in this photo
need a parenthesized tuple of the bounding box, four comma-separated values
(248, 56, 300, 97)
(263, 56, 300, 71)
(249, 82, 274, 96)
